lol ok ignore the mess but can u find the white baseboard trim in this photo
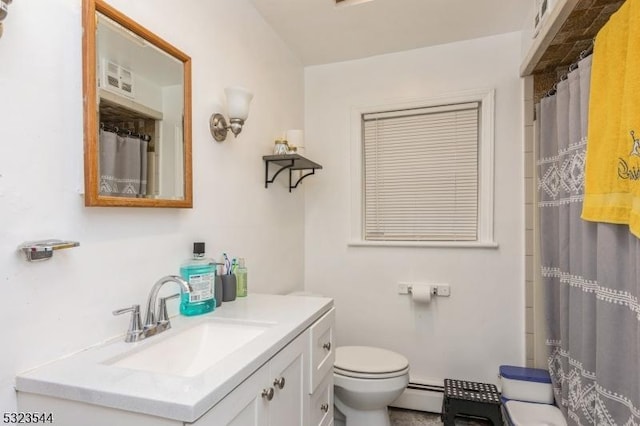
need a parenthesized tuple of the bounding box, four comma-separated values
(390, 387, 443, 413)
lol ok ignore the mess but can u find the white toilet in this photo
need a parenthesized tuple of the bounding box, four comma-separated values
(333, 346, 410, 426)
(287, 292, 410, 426)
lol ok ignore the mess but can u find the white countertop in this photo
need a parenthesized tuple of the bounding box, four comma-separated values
(15, 294, 333, 422)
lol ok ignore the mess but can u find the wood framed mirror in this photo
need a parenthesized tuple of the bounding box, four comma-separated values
(82, 0, 192, 207)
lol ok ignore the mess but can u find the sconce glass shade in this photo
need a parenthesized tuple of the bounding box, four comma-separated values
(225, 86, 253, 120)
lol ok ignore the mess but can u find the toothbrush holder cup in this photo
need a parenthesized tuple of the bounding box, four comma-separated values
(221, 274, 237, 302)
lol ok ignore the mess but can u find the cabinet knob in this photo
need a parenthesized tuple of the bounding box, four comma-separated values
(273, 376, 286, 389)
(322, 342, 331, 351)
(261, 387, 274, 401)
(321, 403, 329, 413)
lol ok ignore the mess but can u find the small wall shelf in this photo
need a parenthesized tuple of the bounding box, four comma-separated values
(263, 154, 322, 192)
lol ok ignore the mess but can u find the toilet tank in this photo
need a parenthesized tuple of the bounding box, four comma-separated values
(288, 291, 323, 297)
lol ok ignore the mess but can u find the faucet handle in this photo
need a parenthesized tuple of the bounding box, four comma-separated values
(113, 304, 143, 342)
(158, 293, 180, 325)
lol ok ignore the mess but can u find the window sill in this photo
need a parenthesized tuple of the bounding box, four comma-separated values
(347, 240, 499, 249)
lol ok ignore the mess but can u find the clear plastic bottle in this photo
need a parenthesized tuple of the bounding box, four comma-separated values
(235, 258, 248, 297)
(179, 242, 216, 316)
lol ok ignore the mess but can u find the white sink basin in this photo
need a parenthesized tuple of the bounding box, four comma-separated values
(107, 319, 272, 377)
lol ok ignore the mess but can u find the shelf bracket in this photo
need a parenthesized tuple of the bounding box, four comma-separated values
(290, 169, 316, 192)
(265, 159, 294, 189)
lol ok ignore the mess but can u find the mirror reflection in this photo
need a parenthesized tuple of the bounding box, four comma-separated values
(83, 0, 192, 207)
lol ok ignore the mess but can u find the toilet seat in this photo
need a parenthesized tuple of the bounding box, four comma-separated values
(504, 400, 567, 426)
(334, 365, 410, 379)
(334, 346, 409, 379)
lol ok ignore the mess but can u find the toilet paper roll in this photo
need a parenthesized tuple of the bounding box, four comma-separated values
(411, 284, 432, 304)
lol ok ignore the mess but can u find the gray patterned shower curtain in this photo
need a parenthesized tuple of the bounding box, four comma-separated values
(537, 55, 640, 424)
(99, 128, 148, 197)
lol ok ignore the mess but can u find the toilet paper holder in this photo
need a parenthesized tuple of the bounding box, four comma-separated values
(397, 282, 451, 297)
(408, 284, 437, 295)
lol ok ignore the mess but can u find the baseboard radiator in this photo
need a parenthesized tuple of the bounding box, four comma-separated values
(390, 381, 445, 413)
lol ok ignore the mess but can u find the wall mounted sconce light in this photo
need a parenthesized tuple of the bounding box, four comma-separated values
(0, 0, 14, 39)
(0, 0, 12, 20)
(210, 86, 254, 142)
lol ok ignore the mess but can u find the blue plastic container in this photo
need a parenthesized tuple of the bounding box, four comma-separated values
(499, 365, 554, 404)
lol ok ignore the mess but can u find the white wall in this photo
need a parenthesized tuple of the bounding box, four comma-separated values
(0, 0, 304, 411)
(304, 32, 525, 385)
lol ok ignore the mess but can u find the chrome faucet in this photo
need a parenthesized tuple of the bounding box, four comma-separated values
(113, 275, 192, 342)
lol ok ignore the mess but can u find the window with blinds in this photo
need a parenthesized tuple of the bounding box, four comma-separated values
(362, 102, 480, 242)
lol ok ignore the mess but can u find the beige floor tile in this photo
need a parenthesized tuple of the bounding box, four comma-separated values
(389, 408, 493, 426)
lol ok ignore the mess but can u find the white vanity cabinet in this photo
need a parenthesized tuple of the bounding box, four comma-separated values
(193, 308, 335, 426)
(16, 296, 334, 426)
(309, 370, 334, 426)
(192, 329, 308, 426)
(191, 364, 270, 426)
(307, 308, 335, 426)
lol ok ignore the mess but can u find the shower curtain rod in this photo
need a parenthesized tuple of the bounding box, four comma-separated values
(100, 122, 151, 141)
(543, 39, 595, 99)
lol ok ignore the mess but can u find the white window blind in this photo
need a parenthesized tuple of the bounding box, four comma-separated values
(363, 102, 480, 241)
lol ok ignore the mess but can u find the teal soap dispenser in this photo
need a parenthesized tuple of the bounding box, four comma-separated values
(179, 242, 216, 316)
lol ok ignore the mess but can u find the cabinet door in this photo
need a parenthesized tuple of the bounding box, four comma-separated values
(190, 365, 269, 426)
(268, 330, 308, 426)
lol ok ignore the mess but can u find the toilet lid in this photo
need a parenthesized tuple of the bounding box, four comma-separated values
(334, 365, 409, 379)
(505, 401, 567, 426)
(334, 346, 409, 375)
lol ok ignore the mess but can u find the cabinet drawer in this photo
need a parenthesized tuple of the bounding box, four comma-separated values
(309, 308, 335, 393)
(309, 372, 333, 426)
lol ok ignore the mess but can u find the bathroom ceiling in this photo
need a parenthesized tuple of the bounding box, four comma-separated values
(250, 0, 531, 65)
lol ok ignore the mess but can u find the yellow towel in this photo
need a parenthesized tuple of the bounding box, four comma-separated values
(623, 0, 640, 234)
(582, 0, 640, 236)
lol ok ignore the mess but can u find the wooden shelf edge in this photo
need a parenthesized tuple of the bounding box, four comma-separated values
(520, 0, 580, 77)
